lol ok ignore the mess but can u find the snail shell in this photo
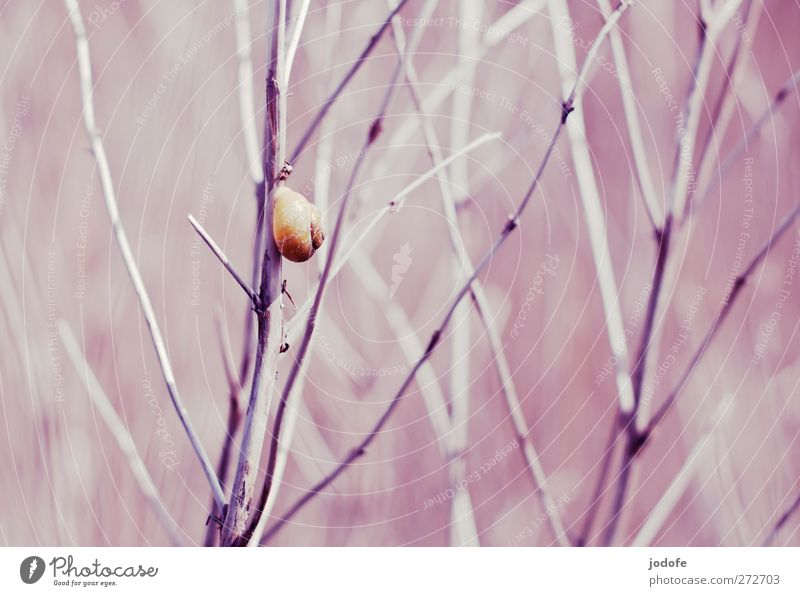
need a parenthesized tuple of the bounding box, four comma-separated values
(272, 186, 325, 262)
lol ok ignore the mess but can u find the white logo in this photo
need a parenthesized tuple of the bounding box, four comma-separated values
(389, 243, 413, 298)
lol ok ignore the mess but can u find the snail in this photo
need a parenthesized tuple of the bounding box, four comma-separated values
(272, 186, 325, 262)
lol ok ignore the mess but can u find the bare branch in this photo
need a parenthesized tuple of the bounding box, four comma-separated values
(694, 68, 800, 215)
(234, 0, 264, 185)
(222, 0, 287, 546)
(188, 214, 258, 304)
(58, 319, 185, 546)
(64, 0, 225, 510)
(631, 397, 731, 546)
(204, 308, 244, 546)
(763, 491, 800, 546)
(671, 0, 744, 219)
(392, 3, 568, 546)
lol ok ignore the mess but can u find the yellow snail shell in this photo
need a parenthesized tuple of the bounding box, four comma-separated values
(272, 186, 325, 262)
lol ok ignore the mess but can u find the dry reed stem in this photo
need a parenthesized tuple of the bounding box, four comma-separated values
(64, 0, 225, 510)
(288, 0, 412, 165)
(548, 0, 635, 417)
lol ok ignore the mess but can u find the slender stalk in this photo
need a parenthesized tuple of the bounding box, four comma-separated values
(391, 4, 568, 546)
(763, 492, 800, 546)
(221, 0, 287, 546)
(694, 68, 800, 214)
(288, 0, 412, 165)
(645, 203, 800, 437)
(693, 0, 759, 198)
(671, 0, 744, 220)
(64, 0, 225, 510)
(548, 0, 636, 416)
(59, 319, 185, 546)
(243, 53, 408, 546)
(259, 1, 634, 542)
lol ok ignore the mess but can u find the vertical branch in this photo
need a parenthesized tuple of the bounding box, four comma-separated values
(631, 397, 731, 546)
(222, 0, 287, 546)
(59, 319, 185, 546)
(694, 0, 760, 196)
(391, 4, 569, 546)
(64, 0, 225, 510)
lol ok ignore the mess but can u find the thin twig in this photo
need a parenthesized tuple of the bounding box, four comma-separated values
(671, 0, 744, 220)
(187, 214, 258, 304)
(575, 417, 621, 545)
(548, 0, 636, 417)
(288, 0, 412, 165)
(222, 0, 287, 546)
(243, 49, 408, 546)
(246, 389, 301, 546)
(386, 0, 547, 161)
(601, 3, 731, 544)
(259, 0, 633, 542)
(58, 319, 185, 546)
(64, 0, 225, 510)
(391, 4, 568, 546)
